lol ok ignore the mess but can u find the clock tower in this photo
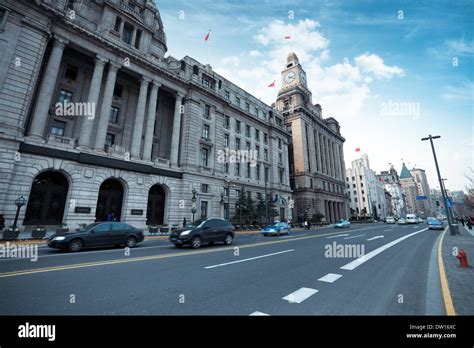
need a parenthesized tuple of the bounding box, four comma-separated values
(276, 52, 312, 111)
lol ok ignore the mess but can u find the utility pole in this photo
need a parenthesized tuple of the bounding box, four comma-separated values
(421, 135, 459, 235)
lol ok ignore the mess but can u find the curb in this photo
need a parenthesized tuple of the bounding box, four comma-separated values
(438, 228, 456, 315)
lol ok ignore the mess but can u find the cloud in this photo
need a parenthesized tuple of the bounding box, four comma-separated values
(249, 50, 263, 57)
(441, 82, 474, 101)
(446, 39, 474, 55)
(354, 53, 405, 79)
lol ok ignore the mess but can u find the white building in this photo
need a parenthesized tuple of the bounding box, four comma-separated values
(376, 166, 406, 218)
(346, 154, 387, 220)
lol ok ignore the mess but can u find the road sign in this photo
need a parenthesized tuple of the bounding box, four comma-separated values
(416, 195, 428, 200)
(446, 200, 452, 208)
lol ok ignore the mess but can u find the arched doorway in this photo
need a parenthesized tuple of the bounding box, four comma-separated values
(147, 185, 166, 225)
(24, 171, 69, 225)
(95, 179, 124, 221)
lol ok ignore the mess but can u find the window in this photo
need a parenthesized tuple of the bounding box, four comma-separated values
(354, 198, 358, 203)
(200, 201, 208, 219)
(201, 184, 209, 193)
(264, 149, 268, 161)
(310, 178, 313, 188)
(352, 176, 355, 181)
(114, 16, 122, 32)
(57, 90, 73, 104)
(225, 90, 230, 101)
(254, 107, 259, 116)
(245, 102, 250, 112)
(235, 138, 240, 150)
(223, 162, 229, 173)
(256, 164, 261, 180)
(51, 120, 66, 136)
(278, 138, 282, 149)
(235, 96, 240, 106)
(361, 183, 364, 187)
(218, 80, 222, 89)
(246, 141, 251, 151)
(353, 184, 356, 188)
(257, 192, 262, 200)
(246, 163, 251, 178)
(279, 169, 284, 183)
(264, 133, 268, 144)
(204, 104, 211, 119)
(224, 133, 229, 147)
(236, 189, 241, 197)
(255, 129, 260, 141)
(323, 181, 326, 190)
(134, 29, 141, 49)
(122, 23, 133, 44)
(234, 163, 240, 176)
(264, 167, 269, 182)
(224, 115, 230, 128)
(105, 133, 115, 147)
(346, 177, 349, 181)
(180, 60, 186, 71)
(224, 187, 229, 196)
(362, 197, 366, 202)
(278, 153, 283, 164)
(109, 107, 120, 123)
(193, 65, 199, 75)
(360, 175, 363, 180)
(200, 148, 209, 166)
(202, 124, 210, 139)
(95, 223, 111, 233)
(235, 120, 241, 133)
(65, 65, 78, 81)
(246, 125, 251, 137)
(276, 118, 283, 127)
(361, 190, 365, 194)
(255, 145, 260, 157)
(203, 78, 210, 88)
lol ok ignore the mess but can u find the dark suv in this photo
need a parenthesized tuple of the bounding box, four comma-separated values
(169, 218, 235, 248)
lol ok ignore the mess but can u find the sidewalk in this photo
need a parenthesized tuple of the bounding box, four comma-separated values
(441, 224, 474, 315)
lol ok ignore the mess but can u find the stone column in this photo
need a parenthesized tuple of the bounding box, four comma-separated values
(329, 140, 335, 179)
(335, 143, 342, 180)
(324, 136, 329, 176)
(130, 77, 150, 158)
(142, 81, 160, 161)
(28, 36, 68, 139)
(170, 93, 185, 167)
(131, 27, 137, 47)
(318, 133, 325, 174)
(78, 55, 108, 148)
(93, 62, 120, 151)
(316, 130, 322, 173)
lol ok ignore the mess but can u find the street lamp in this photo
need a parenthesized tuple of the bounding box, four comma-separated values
(421, 135, 459, 235)
(13, 196, 27, 228)
(191, 188, 197, 221)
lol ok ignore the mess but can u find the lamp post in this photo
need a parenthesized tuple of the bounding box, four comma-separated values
(421, 135, 459, 235)
(264, 166, 269, 225)
(13, 196, 27, 228)
(191, 188, 197, 221)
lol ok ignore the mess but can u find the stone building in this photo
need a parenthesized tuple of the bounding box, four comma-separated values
(275, 52, 349, 223)
(0, 0, 292, 231)
(399, 163, 418, 215)
(410, 168, 434, 217)
(376, 165, 406, 218)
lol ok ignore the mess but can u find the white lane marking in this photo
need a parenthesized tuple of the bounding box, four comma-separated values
(326, 234, 349, 239)
(383, 229, 392, 232)
(344, 234, 365, 240)
(282, 287, 318, 304)
(204, 249, 294, 269)
(250, 311, 269, 316)
(340, 228, 428, 271)
(367, 235, 384, 241)
(318, 273, 342, 283)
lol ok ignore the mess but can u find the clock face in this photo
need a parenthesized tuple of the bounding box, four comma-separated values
(300, 71, 307, 85)
(284, 71, 296, 84)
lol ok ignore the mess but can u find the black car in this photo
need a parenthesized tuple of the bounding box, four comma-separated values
(169, 218, 235, 249)
(47, 222, 144, 252)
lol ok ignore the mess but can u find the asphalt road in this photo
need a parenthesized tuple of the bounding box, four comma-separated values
(0, 223, 444, 315)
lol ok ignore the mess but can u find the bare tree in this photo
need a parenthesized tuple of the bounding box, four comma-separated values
(463, 167, 474, 214)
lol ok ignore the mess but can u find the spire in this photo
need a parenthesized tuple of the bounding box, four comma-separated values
(399, 163, 412, 179)
(286, 52, 299, 67)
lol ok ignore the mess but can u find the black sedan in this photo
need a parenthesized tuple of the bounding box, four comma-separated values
(169, 218, 235, 248)
(48, 222, 144, 252)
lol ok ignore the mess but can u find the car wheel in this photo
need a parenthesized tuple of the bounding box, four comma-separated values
(125, 236, 137, 248)
(68, 239, 83, 252)
(224, 234, 233, 245)
(191, 236, 201, 249)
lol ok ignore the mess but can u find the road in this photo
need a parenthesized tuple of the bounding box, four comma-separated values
(0, 223, 445, 315)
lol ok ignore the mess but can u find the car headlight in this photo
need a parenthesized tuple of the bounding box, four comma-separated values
(52, 236, 66, 241)
(180, 230, 191, 237)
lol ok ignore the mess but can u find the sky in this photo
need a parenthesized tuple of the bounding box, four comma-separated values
(156, 0, 473, 191)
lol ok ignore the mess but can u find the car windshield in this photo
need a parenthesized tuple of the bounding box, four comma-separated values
(337, 220, 345, 223)
(185, 220, 205, 228)
(77, 223, 101, 231)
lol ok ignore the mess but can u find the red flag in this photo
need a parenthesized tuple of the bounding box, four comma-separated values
(355, 147, 361, 152)
(267, 81, 275, 88)
(284, 35, 291, 40)
(204, 30, 211, 41)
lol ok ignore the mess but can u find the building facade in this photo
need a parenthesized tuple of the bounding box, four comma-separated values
(275, 52, 349, 223)
(346, 154, 387, 220)
(399, 163, 419, 215)
(0, 0, 293, 231)
(376, 165, 406, 218)
(410, 168, 434, 217)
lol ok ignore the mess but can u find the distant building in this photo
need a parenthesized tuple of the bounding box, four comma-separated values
(376, 165, 406, 218)
(346, 154, 387, 220)
(384, 190, 394, 217)
(410, 168, 434, 217)
(399, 163, 420, 215)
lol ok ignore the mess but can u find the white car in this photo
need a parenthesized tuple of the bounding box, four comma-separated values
(406, 214, 418, 224)
(386, 217, 396, 224)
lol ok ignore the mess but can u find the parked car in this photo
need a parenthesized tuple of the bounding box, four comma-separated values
(262, 222, 290, 236)
(47, 222, 144, 252)
(334, 219, 351, 228)
(417, 217, 424, 223)
(406, 214, 418, 224)
(397, 218, 407, 225)
(427, 218, 445, 230)
(169, 218, 234, 248)
(385, 216, 396, 224)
